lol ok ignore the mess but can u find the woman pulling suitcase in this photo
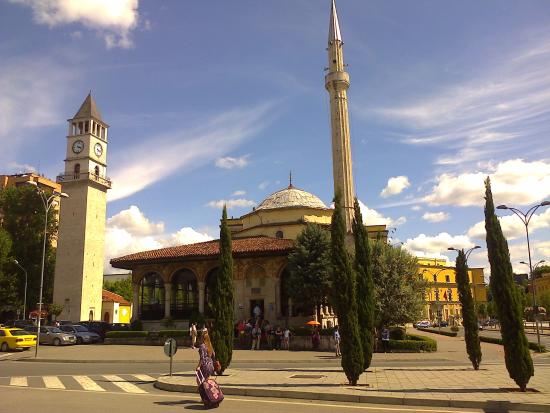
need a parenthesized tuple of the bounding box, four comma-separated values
(196, 330, 224, 409)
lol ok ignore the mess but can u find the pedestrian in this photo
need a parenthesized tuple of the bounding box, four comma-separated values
(282, 327, 290, 350)
(264, 321, 272, 349)
(311, 328, 320, 350)
(381, 327, 390, 353)
(251, 325, 261, 350)
(275, 326, 283, 350)
(333, 325, 341, 357)
(190, 323, 197, 349)
(196, 331, 223, 407)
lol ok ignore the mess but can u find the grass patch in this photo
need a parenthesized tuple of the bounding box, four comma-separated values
(416, 327, 458, 337)
(480, 335, 546, 352)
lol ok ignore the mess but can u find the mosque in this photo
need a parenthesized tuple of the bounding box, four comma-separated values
(110, 1, 387, 328)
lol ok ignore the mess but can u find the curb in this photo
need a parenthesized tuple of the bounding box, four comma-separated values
(155, 377, 550, 413)
(13, 358, 342, 364)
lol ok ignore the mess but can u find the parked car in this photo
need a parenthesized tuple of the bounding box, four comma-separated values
(110, 323, 131, 331)
(432, 320, 449, 327)
(39, 326, 77, 346)
(482, 319, 498, 327)
(78, 321, 112, 342)
(0, 327, 37, 351)
(5, 320, 36, 330)
(59, 325, 100, 344)
(415, 321, 431, 328)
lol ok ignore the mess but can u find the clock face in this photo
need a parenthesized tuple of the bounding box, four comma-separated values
(94, 143, 103, 157)
(72, 140, 84, 154)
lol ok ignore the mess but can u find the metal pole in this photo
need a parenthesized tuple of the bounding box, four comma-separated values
(35, 203, 48, 358)
(23, 268, 27, 321)
(524, 222, 542, 351)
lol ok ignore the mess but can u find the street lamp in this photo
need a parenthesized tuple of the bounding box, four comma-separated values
(13, 259, 28, 320)
(25, 181, 69, 358)
(448, 246, 482, 320)
(496, 201, 550, 352)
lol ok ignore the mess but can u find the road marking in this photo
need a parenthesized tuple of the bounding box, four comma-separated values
(0, 353, 13, 359)
(73, 375, 105, 392)
(10, 377, 27, 387)
(43, 376, 65, 389)
(103, 375, 147, 394)
(132, 374, 156, 382)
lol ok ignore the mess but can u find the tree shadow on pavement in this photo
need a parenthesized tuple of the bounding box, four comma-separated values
(154, 399, 203, 409)
(353, 387, 510, 394)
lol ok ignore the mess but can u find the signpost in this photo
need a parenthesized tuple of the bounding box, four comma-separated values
(164, 338, 177, 376)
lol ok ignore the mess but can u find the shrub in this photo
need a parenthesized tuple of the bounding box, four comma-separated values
(106, 331, 148, 338)
(479, 336, 546, 352)
(450, 326, 459, 332)
(416, 327, 457, 337)
(389, 327, 406, 340)
(386, 334, 437, 352)
(189, 311, 206, 328)
(130, 319, 143, 331)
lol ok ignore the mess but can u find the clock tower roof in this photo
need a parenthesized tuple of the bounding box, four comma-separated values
(73, 92, 103, 122)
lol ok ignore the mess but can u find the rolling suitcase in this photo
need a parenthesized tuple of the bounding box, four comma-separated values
(196, 369, 224, 409)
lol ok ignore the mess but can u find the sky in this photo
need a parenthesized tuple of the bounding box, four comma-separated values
(1, 0, 550, 276)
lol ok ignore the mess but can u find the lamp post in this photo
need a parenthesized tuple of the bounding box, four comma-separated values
(25, 181, 69, 358)
(448, 246, 481, 323)
(497, 201, 550, 352)
(13, 259, 28, 320)
(520, 259, 546, 333)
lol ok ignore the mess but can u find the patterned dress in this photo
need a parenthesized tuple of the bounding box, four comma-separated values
(198, 343, 214, 380)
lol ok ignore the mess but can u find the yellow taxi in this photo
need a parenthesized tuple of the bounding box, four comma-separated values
(0, 327, 37, 351)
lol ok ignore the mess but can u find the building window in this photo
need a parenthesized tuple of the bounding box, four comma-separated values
(275, 230, 283, 239)
(139, 273, 165, 320)
(433, 274, 437, 283)
(171, 269, 198, 319)
(445, 275, 450, 283)
(94, 165, 100, 176)
(74, 164, 80, 179)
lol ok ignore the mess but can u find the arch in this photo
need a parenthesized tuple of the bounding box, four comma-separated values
(74, 164, 80, 179)
(204, 267, 219, 316)
(103, 312, 110, 322)
(275, 230, 284, 239)
(139, 272, 165, 320)
(170, 268, 198, 319)
(280, 266, 291, 317)
(88, 310, 94, 321)
(94, 165, 100, 176)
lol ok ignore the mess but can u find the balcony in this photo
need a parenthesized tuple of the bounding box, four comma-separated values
(56, 172, 112, 189)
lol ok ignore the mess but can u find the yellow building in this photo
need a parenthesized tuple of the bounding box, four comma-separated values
(101, 290, 132, 324)
(418, 258, 487, 324)
(534, 272, 550, 302)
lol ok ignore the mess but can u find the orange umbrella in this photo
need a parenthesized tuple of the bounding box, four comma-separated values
(306, 320, 321, 326)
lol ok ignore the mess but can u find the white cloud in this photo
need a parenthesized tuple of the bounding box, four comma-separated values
(358, 200, 406, 228)
(411, 205, 422, 211)
(422, 211, 450, 223)
(215, 155, 250, 169)
(206, 198, 256, 210)
(107, 102, 275, 202)
(403, 232, 475, 261)
(5, 162, 37, 174)
(423, 159, 550, 207)
(232, 190, 246, 196)
(380, 176, 410, 198)
(258, 181, 270, 190)
(9, 0, 139, 49)
(368, 38, 550, 165)
(104, 206, 213, 273)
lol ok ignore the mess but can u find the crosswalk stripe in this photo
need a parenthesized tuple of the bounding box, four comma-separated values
(10, 377, 27, 387)
(132, 374, 156, 382)
(103, 375, 147, 394)
(73, 375, 105, 392)
(43, 376, 65, 389)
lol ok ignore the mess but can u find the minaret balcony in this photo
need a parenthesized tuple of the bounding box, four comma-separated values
(56, 172, 112, 189)
(325, 71, 350, 91)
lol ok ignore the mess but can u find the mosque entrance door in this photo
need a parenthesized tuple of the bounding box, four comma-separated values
(250, 299, 264, 320)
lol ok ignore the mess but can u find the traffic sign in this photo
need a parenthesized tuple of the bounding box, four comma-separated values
(164, 338, 177, 357)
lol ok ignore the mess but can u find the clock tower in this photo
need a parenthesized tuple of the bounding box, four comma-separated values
(53, 93, 111, 322)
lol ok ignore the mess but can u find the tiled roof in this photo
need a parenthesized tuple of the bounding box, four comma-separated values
(102, 289, 131, 305)
(110, 236, 295, 268)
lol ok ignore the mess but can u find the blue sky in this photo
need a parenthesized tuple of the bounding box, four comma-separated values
(1, 0, 550, 275)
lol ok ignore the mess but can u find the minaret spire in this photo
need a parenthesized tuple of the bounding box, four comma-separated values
(325, 0, 355, 232)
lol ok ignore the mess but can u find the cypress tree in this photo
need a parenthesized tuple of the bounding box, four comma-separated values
(484, 177, 533, 391)
(352, 198, 374, 371)
(210, 205, 235, 374)
(455, 249, 482, 370)
(330, 192, 364, 385)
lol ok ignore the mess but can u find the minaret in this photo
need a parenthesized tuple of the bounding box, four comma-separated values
(325, 0, 355, 231)
(53, 93, 111, 322)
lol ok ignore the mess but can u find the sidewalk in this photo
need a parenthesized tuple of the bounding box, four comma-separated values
(156, 364, 550, 412)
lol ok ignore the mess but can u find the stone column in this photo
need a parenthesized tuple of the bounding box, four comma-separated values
(164, 283, 171, 318)
(132, 283, 139, 322)
(198, 281, 205, 314)
(288, 298, 293, 318)
(275, 278, 281, 318)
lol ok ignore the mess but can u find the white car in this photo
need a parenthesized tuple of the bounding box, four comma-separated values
(415, 321, 431, 328)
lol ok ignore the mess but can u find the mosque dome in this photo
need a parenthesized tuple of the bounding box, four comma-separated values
(256, 185, 328, 211)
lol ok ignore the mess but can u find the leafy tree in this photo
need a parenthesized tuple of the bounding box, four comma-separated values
(370, 240, 426, 330)
(486, 299, 497, 319)
(0, 228, 18, 317)
(287, 224, 331, 321)
(533, 265, 550, 279)
(476, 303, 488, 320)
(330, 192, 363, 385)
(104, 278, 133, 302)
(484, 177, 533, 391)
(210, 206, 234, 374)
(539, 292, 550, 315)
(0, 186, 57, 315)
(352, 198, 374, 371)
(48, 303, 64, 321)
(455, 250, 482, 370)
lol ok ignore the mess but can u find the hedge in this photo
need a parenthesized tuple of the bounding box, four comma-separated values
(387, 334, 437, 352)
(106, 331, 148, 338)
(158, 330, 189, 338)
(480, 335, 546, 352)
(416, 327, 458, 337)
(290, 327, 333, 336)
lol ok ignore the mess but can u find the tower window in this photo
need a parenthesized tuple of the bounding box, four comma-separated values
(74, 164, 80, 179)
(78, 122, 84, 134)
(445, 275, 450, 283)
(84, 121, 89, 133)
(94, 165, 100, 176)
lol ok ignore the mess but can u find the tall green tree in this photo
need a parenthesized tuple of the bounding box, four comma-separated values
(370, 240, 426, 330)
(104, 278, 133, 302)
(0, 186, 57, 316)
(210, 205, 235, 374)
(287, 224, 331, 321)
(484, 177, 533, 391)
(455, 250, 482, 370)
(352, 198, 375, 371)
(0, 228, 18, 316)
(330, 192, 363, 385)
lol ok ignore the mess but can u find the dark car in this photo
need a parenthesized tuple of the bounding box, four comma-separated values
(432, 320, 449, 327)
(11, 320, 36, 330)
(78, 321, 112, 342)
(59, 324, 100, 344)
